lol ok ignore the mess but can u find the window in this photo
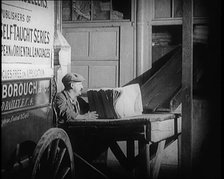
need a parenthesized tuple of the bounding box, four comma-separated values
(62, 0, 132, 22)
(154, 0, 208, 19)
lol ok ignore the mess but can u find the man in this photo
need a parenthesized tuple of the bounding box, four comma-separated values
(55, 72, 98, 125)
(55, 73, 107, 164)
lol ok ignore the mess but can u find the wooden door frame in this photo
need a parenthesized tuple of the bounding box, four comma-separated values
(181, 0, 193, 178)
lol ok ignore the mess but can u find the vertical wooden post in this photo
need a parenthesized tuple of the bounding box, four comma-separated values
(145, 142, 150, 177)
(136, 0, 151, 75)
(181, 0, 193, 178)
(138, 140, 150, 178)
(127, 139, 135, 175)
(55, 0, 62, 32)
(152, 140, 165, 179)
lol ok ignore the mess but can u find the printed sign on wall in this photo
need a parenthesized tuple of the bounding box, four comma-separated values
(1, 0, 54, 67)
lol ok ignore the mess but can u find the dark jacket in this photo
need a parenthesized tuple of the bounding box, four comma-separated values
(55, 90, 89, 124)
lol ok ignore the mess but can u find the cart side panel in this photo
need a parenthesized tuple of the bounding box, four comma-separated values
(1, 107, 53, 168)
(1, 0, 55, 171)
(1, 78, 53, 168)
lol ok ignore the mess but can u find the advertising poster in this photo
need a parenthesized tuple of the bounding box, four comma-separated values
(2, 0, 54, 80)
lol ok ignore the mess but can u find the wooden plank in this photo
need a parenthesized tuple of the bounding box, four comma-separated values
(145, 143, 151, 177)
(181, 0, 194, 178)
(127, 139, 135, 162)
(125, 46, 180, 87)
(192, 99, 209, 165)
(151, 119, 177, 142)
(67, 113, 177, 127)
(150, 116, 181, 143)
(127, 139, 135, 176)
(170, 87, 182, 112)
(178, 133, 182, 175)
(136, 0, 151, 75)
(109, 141, 132, 171)
(137, 140, 150, 177)
(74, 152, 108, 179)
(152, 140, 166, 179)
(141, 47, 182, 112)
(120, 23, 135, 86)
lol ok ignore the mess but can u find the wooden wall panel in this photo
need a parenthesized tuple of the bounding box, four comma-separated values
(65, 26, 120, 91)
(70, 65, 89, 93)
(89, 65, 117, 88)
(63, 22, 134, 90)
(65, 31, 89, 58)
(154, 0, 171, 18)
(65, 27, 119, 61)
(71, 61, 118, 90)
(90, 30, 118, 59)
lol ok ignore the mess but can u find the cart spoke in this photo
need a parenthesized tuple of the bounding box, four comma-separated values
(50, 139, 60, 166)
(47, 142, 52, 161)
(39, 151, 51, 178)
(53, 148, 66, 178)
(57, 167, 70, 179)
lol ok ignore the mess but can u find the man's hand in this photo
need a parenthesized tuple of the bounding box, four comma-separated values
(85, 111, 99, 120)
(76, 111, 99, 120)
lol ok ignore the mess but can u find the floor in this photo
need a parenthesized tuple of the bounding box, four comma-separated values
(77, 160, 179, 179)
(108, 164, 179, 179)
(157, 165, 179, 179)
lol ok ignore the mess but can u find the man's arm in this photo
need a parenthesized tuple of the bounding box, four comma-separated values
(55, 93, 98, 122)
(55, 92, 79, 123)
(77, 97, 90, 114)
(76, 111, 99, 120)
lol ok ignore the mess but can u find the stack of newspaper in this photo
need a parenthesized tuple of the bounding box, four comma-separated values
(87, 84, 143, 119)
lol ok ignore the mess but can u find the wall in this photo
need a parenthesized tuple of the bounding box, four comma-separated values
(62, 22, 135, 92)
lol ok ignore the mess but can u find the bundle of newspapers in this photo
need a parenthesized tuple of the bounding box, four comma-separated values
(87, 84, 143, 119)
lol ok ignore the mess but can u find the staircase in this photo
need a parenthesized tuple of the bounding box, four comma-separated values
(125, 43, 207, 113)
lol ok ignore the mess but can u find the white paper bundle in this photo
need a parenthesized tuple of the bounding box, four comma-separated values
(87, 84, 143, 119)
(114, 84, 143, 118)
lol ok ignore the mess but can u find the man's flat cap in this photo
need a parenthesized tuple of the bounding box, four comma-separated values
(62, 73, 85, 85)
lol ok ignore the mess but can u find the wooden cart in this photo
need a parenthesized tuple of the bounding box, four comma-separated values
(63, 113, 182, 179)
(1, 1, 75, 178)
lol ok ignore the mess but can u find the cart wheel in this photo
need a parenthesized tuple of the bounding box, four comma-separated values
(31, 128, 74, 179)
